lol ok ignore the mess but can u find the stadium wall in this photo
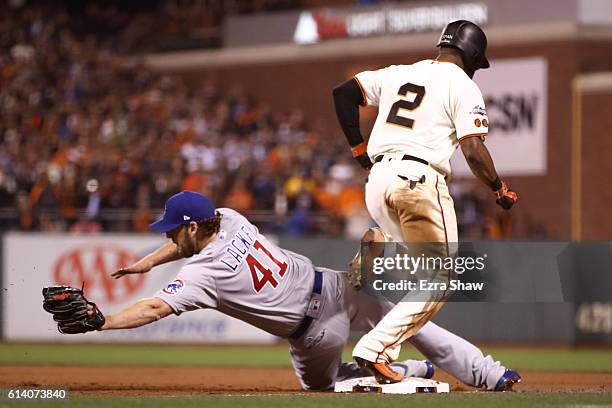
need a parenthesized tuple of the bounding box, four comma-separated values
(4, 234, 612, 345)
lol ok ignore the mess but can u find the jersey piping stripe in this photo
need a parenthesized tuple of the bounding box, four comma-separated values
(435, 175, 450, 257)
(375, 322, 408, 364)
(373, 304, 435, 364)
(353, 76, 368, 106)
(374, 309, 426, 364)
(458, 132, 487, 141)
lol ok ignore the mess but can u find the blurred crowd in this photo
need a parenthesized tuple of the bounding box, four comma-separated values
(0, 1, 537, 239)
(0, 0, 361, 54)
(0, 1, 375, 237)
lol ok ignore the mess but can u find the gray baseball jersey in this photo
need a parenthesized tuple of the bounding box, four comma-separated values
(155, 208, 316, 337)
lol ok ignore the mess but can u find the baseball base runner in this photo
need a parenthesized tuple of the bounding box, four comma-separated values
(333, 20, 520, 388)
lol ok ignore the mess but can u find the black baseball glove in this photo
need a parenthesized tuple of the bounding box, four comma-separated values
(42, 286, 105, 334)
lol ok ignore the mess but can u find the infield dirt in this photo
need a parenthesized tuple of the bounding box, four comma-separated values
(2, 366, 611, 396)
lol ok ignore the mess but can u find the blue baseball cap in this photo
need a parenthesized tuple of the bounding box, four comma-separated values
(150, 191, 216, 233)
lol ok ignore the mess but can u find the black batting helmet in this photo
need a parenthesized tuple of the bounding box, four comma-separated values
(437, 20, 490, 71)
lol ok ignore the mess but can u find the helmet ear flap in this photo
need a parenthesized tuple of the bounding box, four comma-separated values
(470, 48, 481, 70)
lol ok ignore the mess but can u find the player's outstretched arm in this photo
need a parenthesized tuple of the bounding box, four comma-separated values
(112, 241, 181, 279)
(459, 137, 518, 210)
(99, 297, 173, 330)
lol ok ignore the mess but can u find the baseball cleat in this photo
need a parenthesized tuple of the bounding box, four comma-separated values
(494, 369, 522, 391)
(354, 357, 404, 384)
(424, 360, 435, 379)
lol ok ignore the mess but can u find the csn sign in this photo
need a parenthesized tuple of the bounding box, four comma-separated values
(484, 94, 538, 134)
(452, 57, 547, 176)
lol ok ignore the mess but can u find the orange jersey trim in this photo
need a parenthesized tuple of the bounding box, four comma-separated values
(458, 133, 487, 141)
(353, 76, 367, 106)
(427, 58, 458, 66)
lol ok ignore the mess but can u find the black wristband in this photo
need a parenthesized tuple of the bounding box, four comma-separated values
(490, 177, 503, 191)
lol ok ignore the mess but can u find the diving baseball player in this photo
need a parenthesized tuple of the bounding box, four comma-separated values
(332, 20, 519, 386)
(43, 191, 519, 391)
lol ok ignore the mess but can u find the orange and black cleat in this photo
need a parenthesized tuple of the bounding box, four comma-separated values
(354, 357, 404, 384)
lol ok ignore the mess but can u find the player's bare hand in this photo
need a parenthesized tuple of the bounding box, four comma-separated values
(112, 259, 153, 279)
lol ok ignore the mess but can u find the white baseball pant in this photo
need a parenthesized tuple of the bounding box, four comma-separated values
(353, 154, 458, 364)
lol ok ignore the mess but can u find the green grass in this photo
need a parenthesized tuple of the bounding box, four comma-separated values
(1, 343, 611, 372)
(1, 344, 611, 407)
(2, 394, 612, 408)
(0, 343, 292, 367)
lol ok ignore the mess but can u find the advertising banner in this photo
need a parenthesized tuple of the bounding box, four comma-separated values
(451, 57, 548, 176)
(293, 2, 488, 44)
(2, 233, 276, 343)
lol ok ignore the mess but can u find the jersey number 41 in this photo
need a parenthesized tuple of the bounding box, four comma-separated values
(246, 240, 288, 292)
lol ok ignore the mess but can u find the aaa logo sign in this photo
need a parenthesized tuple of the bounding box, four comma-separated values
(52, 244, 145, 304)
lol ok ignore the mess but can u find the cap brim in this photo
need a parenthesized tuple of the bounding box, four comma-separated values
(149, 219, 184, 233)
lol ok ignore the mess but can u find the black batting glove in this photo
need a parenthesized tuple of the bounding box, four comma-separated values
(494, 181, 518, 210)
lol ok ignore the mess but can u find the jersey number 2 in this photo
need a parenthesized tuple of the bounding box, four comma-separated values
(246, 240, 288, 292)
(386, 82, 426, 129)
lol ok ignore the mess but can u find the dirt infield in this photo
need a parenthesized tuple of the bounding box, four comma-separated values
(2, 366, 612, 395)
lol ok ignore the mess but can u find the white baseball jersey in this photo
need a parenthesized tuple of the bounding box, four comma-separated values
(355, 60, 489, 175)
(155, 208, 316, 337)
